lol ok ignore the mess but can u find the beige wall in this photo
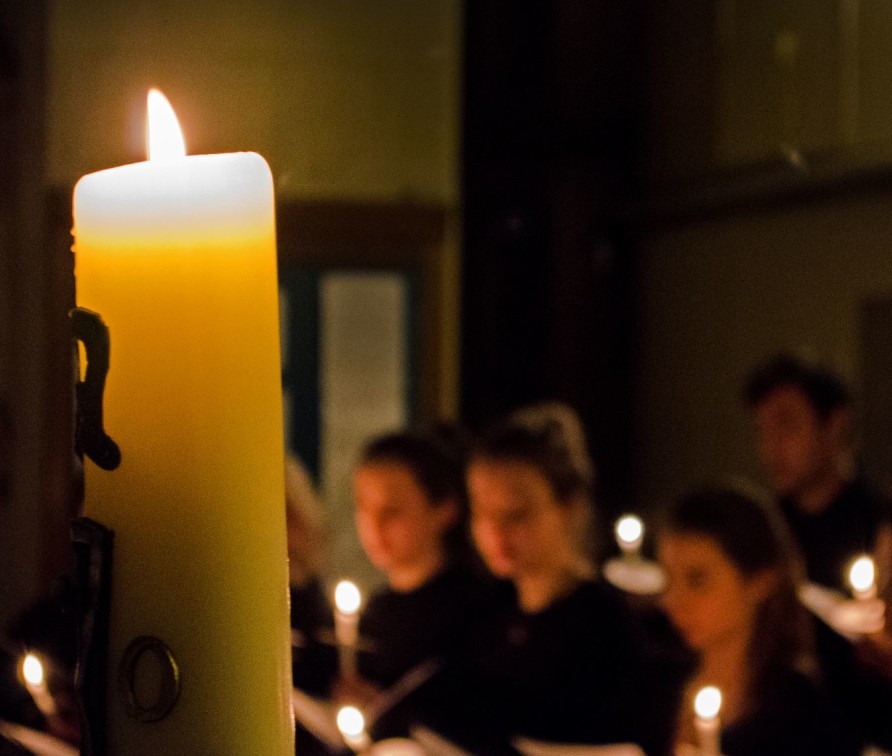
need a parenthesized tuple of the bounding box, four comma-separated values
(634, 191, 892, 510)
(48, 0, 460, 204)
(648, 0, 892, 180)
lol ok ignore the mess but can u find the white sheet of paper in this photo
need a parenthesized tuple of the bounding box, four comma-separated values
(0, 720, 78, 756)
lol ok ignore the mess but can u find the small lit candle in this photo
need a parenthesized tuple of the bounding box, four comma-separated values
(334, 580, 362, 676)
(849, 555, 877, 600)
(21, 654, 56, 719)
(693, 685, 722, 756)
(337, 705, 370, 752)
(615, 514, 644, 556)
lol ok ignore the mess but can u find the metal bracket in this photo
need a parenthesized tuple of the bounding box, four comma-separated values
(71, 307, 121, 471)
(118, 636, 181, 722)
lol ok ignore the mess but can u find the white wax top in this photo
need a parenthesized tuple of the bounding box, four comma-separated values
(73, 152, 274, 247)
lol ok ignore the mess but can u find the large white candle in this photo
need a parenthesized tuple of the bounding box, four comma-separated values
(73, 91, 293, 755)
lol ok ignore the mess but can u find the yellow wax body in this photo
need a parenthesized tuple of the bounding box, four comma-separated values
(73, 153, 293, 755)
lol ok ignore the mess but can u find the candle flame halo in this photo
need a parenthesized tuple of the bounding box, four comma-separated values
(147, 89, 186, 161)
(336, 705, 365, 738)
(335, 580, 362, 614)
(615, 514, 644, 547)
(694, 685, 722, 720)
(849, 555, 876, 594)
(21, 654, 44, 687)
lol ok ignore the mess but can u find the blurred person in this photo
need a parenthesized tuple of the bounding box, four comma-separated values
(341, 424, 488, 740)
(658, 484, 859, 756)
(285, 453, 336, 698)
(745, 352, 892, 746)
(449, 402, 671, 754)
(745, 353, 892, 591)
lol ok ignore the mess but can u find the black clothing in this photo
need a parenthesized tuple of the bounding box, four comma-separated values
(290, 580, 338, 756)
(0, 737, 29, 756)
(289, 578, 337, 697)
(780, 478, 892, 591)
(721, 668, 860, 756)
(357, 567, 491, 741)
(438, 579, 670, 755)
(780, 478, 892, 750)
(358, 567, 489, 688)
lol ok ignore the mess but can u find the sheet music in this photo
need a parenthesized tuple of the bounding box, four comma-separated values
(0, 720, 78, 756)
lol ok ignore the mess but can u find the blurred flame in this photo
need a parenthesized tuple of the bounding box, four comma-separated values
(335, 580, 362, 614)
(615, 515, 644, 547)
(336, 705, 365, 738)
(849, 555, 876, 594)
(21, 654, 44, 687)
(694, 686, 722, 720)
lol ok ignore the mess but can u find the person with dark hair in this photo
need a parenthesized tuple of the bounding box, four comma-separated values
(744, 352, 890, 590)
(744, 351, 892, 747)
(339, 423, 488, 741)
(657, 484, 859, 756)
(443, 402, 671, 754)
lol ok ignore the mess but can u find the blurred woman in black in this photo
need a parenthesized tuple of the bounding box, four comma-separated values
(447, 403, 668, 754)
(657, 484, 860, 756)
(338, 424, 487, 741)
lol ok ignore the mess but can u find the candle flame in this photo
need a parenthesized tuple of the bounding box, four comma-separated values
(335, 580, 362, 614)
(147, 89, 186, 161)
(849, 555, 876, 594)
(694, 686, 722, 720)
(21, 654, 44, 687)
(336, 705, 365, 738)
(615, 514, 644, 548)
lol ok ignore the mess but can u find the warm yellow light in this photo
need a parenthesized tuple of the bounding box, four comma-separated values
(335, 580, 362, 615)
(147, 89, 186, 161)
(21, 654, 44, 687)
(336, 705, 365, 738)
(849, 555, 876, 595)
(616, 515, 644, 547)
(694, 686, 722, 720)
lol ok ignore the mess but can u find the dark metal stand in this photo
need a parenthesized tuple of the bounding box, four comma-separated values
(70, 306, 119, 756)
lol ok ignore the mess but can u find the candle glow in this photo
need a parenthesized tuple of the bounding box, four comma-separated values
(334, 580, 362, 677)
(849, 555, 876, 598)
(615, 514, 644, 553)
(21, 654, 44, 687)
(694, 686, 722, 720)
(337, 705, 370, 752)
(20, 653, 56, 718)
(693, 685, 722, 756)
(335, 580, 362, 615)
(336, 706, 366, 739)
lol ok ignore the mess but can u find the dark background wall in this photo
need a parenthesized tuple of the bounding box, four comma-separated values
(0, 1, 75, 629)
(461, 0, 644, 514)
